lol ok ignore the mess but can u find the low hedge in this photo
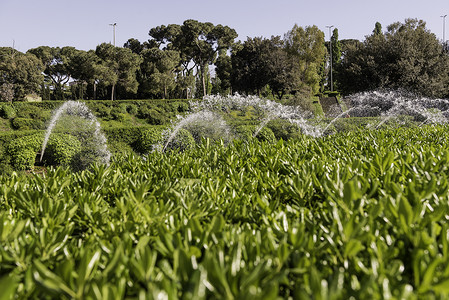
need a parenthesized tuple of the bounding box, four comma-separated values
(136, 127, 165, 153)
(0, 103, 16, 119)
(6, 133, 82, 170)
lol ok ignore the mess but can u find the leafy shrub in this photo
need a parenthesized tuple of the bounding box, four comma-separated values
(234, 125, 255, 141)
(43, 134, 82, 166)
(164, 128, 195, 151)
(11, 118, 39, 130)
(136, 127, 165, 153)
(255, 126, 276, 143)
(126, 104, 138, 115)
(92, 103, 111, 119)
(137, 104, 150, 119)
(147, 109, 169, 125)
(267, 119, 302, 140)
(0, 103, 16, 119)
(110, 107, 126, 122)
(171, 101, 190, 113)
(7, 134, 42, 170)
(16, 104, 47, 119)
(7, 133, 83, 170)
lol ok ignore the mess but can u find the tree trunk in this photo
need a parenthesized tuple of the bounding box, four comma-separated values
(111, 84, 115, 101)
(201, 65, 207, 97)
(93, 82, 97, 100)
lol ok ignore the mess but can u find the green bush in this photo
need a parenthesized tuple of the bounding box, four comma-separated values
(7, 134, 42, 170)
(255, 126, 276, 143)
(164, 128, 195, 152)
(92, 103, 111, 119)
(7, 133, 83, 170)
(234, 125, 255, 141)
(126, 104, 138, 115)
(136, 127, 165, 153)
(110, 107, 126, 122)
(267, 119, 302, 140)
(0, 103, 16, 119)
(43, 134, 82, 166)
(11, 118, 40, 130)
(147, 109, 169, 125)
(16, 104, 48, 119)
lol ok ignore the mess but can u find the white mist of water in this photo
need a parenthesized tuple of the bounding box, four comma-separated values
(40, 101, 111, 167)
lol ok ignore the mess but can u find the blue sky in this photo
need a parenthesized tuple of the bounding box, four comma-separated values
(1, 0, 448, 52)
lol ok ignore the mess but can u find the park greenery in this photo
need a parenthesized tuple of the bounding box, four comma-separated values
(2, 16, 449, 299)
(2, 126, 449, 298)
(1, 18, 449, 103)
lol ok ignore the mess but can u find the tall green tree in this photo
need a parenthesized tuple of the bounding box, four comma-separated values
(95, 43, 141, 100)
(339, 19, 449, 97)
(140, 48, 180, 99)
(28, 46, 77, 99)
(373, 22, 383, 36)
(231, 38, 271, 95)
(0, 47, 44, 101)
(329, 28, 342, 90)
(284, 25, 327, 95)
(148, 20, 237, 97)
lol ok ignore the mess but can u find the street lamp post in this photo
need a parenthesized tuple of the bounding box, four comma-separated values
(326, 25, 334, 92)
(109, 23, 117, 47)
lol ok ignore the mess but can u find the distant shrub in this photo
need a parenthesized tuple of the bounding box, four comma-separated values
(267, 119, 302, 140)
(136, 127, 165, 153)
(92, 103, 111, 119)
(255, 126, 276, 143)
(147, 109, 169, 125)
(11, 118, 36, 130)
(234, 125, 255, 141)
(7, 133, 82, 170)
(7, 134, 42, 170)
(110, 107, 126, 122)
(43, 134, 82, 166)
(164, 128, 195, 152)
(16, 104, 47, 119)
(0, 103, 16, 119)
(127, 104, 138, 115)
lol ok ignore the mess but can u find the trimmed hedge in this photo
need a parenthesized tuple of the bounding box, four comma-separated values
(234, 125, 276, 143)
(164, 128, 195, 152)
(0, 103, 16, 119)
(7, 133, 43, 170)
(136, 127, 165, 153)
(6, 133, 82, 170)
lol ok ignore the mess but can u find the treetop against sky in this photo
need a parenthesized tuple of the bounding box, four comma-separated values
(0, 0, 448, 51)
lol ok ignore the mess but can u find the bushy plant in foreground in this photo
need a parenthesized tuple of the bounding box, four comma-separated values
(2, 126, 449, 298)
(7, 133, 82, 170)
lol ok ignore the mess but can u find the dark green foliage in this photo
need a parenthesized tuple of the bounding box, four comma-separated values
(6, 133, 84, 170)
(11, 118, 39, 130)
(110, 107, 126, 122)
(136, 127, 165, 153)
(233, 125, 255, 140)
(126, 104, 138, 115)
(338, 19, 449, 97)
(7, 134, 42, 170)
(0, 103, 16, 119)
(3, 126, 449, 298)
(164, 128, 195, 151)
(43, 134, 81, 166)
(16, 104, 48, 120)
(255, 126, 276, 143)
(91, 103, 111, 119)
(147, 108, 169, 125)
(266, 119, 302, 140)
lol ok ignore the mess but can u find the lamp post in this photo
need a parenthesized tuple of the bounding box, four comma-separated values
(326, 25, 334, 92)
(109, 23, 117, 47)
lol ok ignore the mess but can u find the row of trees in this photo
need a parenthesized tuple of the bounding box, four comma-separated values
(1, 18, 448, 102)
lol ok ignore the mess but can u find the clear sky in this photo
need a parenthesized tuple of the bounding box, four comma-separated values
(1, 0, 448, 52)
